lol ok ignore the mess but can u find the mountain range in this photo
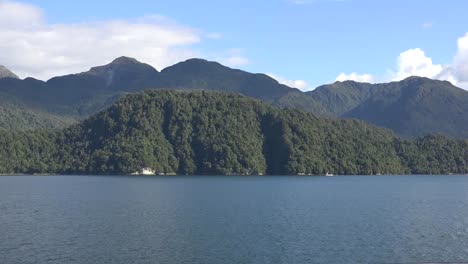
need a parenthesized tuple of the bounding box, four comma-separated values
(0, 57, 467, 138)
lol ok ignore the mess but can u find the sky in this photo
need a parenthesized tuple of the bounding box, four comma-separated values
(0, 0, 468, 90)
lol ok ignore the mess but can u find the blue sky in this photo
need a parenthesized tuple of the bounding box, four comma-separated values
(1, 0, 468, 89)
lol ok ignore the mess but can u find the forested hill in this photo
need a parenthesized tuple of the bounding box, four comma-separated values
(1, 90, 466, 175)
(308, 77, 468, 138)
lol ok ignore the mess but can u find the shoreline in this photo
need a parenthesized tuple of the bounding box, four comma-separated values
(1, 173, 467, 177)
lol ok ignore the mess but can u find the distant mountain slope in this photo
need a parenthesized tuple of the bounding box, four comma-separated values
(0, 57, 318, 118)
(271, 91, 331, 116)
(1, 90, 466, 175)
(0, 66, 19, 79)
(307, 81, 374, 116)
(1, 57, 468, 138)
(307, 77, 468, 138)
(0, 103, 76, 131)
(159, 58, 300, 102)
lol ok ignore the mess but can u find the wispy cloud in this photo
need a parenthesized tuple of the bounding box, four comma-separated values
(268, 73, 312, 91)
(422, 22, 434, 29)
(336, 73, 374, 83)
(217, 48, 251, 67)
(0, 0, 247, 80)
(0, 1, 203, 79)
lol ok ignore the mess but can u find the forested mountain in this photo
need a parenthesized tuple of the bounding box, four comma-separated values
(160, 58, 285, 100)
(308, 77, 468, 138)
(0, 57, 467, 138)
(0, 58, 158, 117)
(0, 77, 76, 130)
(0, 57, 319, 118)
(0, 90, 466, 175)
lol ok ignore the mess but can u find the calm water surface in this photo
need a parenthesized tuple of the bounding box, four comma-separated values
(1, 175, 468, 264)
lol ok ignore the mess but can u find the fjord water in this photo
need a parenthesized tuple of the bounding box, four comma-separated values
(2, 176, 468, 264)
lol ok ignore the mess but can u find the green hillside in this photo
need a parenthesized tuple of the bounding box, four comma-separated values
(308, 77, 468, 138)
(1, 90, 466, 175)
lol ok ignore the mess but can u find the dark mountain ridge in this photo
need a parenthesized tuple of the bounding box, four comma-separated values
(160, 59, 295, 100)
(310, 77, 468, 138)
(0, 57, 467, 138)
(0, 57, 310, 115)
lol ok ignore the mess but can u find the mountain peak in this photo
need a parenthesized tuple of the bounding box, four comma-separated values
(111, 56, 141, 65)
(184, 58, 207, 62)
(402, 76, 429, 81)
(88, 57, 158, 76)
(0, 65, 19, 79)
(398, 76, 459, 91)
(164, 58, 221, 69)
(400, 76, 432, 84)
(183, 58, 211, 64)
(161, 58, 238, 76)
(86, 57, 159, 89)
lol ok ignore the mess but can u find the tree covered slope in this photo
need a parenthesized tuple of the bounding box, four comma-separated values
(307, 77, 468, 138)
(1, 90, 466, 175)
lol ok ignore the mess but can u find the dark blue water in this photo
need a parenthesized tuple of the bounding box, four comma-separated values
(1, 175, 468, 264)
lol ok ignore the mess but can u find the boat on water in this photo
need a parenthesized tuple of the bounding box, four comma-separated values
(325, 172, 334, 177)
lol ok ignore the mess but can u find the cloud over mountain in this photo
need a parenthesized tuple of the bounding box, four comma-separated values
(336, 33, 468, 90)
(0, 1, 208, 80)
(436, 33, 468, 89)
(392, 48, 443, 81)
(267, 74, 311, 91)
(336, 73, 374, 83)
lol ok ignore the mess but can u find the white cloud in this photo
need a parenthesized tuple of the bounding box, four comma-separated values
(390, 34, 468, 89)
(445, 33, 468, 88)
(335, 33, 468, 90)
(0, 1, 225, 80)
(392, 48, 443, 81)
(336, 73, 374, 83)
(216, 48, 251, 68)
(0, 0, 42, 28)
(267, 74, 311, 91)
(334, 48, 445, 84)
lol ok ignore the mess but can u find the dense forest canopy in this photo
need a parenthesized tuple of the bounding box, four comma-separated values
(0, 90, 466, 175)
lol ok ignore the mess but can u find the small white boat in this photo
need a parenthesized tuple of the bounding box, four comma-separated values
(325, 172, 334, 177)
